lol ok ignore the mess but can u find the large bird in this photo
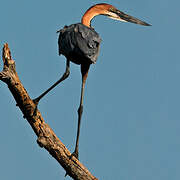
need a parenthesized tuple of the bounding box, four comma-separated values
(34, 3, 151, 159)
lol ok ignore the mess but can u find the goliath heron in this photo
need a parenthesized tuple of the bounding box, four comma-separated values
(34, 3, 151, 159)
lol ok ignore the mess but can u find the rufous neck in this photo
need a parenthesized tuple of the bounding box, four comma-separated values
(81, 9, 98, 27)
(81, 5, 107, 27)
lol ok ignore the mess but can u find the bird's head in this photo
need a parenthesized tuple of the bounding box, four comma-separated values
(82, 3, 151, 27)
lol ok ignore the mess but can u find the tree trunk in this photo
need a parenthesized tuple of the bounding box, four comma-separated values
(0, 43, 98, 180)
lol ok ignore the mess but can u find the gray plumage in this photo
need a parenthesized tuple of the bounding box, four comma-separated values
(58, 23, 102, 65)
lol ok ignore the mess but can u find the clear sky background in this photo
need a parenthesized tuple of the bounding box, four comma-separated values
(0, 0, 179, 180)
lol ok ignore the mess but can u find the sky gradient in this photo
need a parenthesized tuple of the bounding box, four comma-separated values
(1, 0, 180, 179)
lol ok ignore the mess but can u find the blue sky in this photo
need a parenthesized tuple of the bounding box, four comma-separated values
(1, 0, 180, 179)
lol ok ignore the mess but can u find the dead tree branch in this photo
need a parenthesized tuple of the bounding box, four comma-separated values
(0, 43, 98, 180)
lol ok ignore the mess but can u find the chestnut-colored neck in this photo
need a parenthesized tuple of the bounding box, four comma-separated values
(81, 9, 99, 27)
(81, 4, 110, 27)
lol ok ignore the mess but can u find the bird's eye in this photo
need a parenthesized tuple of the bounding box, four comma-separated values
(109, 7, 116, 12)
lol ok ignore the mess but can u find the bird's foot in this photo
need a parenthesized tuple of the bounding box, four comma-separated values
(64, 151, 79, 177)
(71, 150, 79, 160)
(32, 98, 40, 116)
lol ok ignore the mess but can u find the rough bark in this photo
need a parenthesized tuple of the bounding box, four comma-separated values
(0, 43, 98, 180)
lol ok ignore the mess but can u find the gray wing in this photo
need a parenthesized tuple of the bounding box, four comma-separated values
(75, 24, 101, 63)
(58, 23, 101, 64)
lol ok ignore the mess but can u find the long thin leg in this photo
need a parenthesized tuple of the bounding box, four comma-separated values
(72, 63, 90, 159)
(33, 60, 70, 106)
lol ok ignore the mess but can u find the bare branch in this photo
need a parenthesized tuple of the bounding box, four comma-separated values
(0, 43, 98, 180)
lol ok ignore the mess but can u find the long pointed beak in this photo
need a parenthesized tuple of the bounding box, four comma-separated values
(108, 9, 151, 26)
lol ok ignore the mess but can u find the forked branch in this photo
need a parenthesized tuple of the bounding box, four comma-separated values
(0, 43, 98, 180)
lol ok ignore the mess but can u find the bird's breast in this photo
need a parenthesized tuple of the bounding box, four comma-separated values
(58, 23, 102, 65)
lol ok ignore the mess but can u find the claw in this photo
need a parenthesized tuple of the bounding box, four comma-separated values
(71, 151, 79, 160)
(32, 98, 39, 116)
(64, 151, 79, 177)
(64, 172, 68, 177)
